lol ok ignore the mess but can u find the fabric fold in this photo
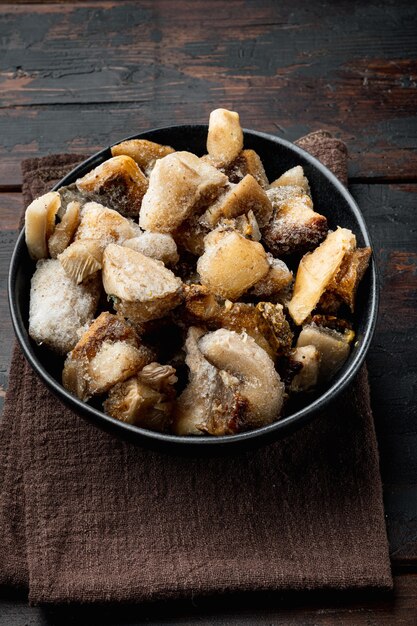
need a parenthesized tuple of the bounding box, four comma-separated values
(0, 135, 392, 604)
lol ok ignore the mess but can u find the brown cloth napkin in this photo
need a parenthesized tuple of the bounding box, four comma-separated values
(0, 135, 392, 605)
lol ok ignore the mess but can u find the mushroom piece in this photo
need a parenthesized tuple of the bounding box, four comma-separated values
(200, 174, 273, 229)
(103, 363, 177, 431)
(296, 324, 352, 383)
(62, 312, 154, 401)
(270, 165, 310, 193)
(206, 108, 244, 165)
(75, 202, 137, 249)
(173, 327, 246, 436)
(48, 201, 81, 258)
(183, 284, 293, 359)
(287, 227, 357, 326)
(225, 149, 269, 189)
(289, 346, 321, 392)
(263, 186, 328, 256)
(218, 210, 261, 241)
(102, 243, 183, 323)
(199, 329, 285, 428)
(123, 232, 179, 266)
(75, 155, 148, 218)
(139, 151, 228, 233)
(197, 230, 270, 300)
(29, 259, 100, 355)
(25, 191, 61, 260)
(58, 239, 103, 284)
(111, 139, 175, 176)
(250, 255, 293, 300)
(318, 246, 372, 313)
(173, 214, 210, 256)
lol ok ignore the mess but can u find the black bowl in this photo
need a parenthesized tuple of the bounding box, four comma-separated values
(8, 126, 378, 455)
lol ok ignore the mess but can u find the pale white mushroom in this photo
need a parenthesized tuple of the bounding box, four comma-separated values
(173, 327, 242, 436)
(29, 259, 100, 355)
(102, 243, 182, 322)
(139, 151, 227, 232)
(58, 239, 103, 284)
(289, 345, 321, 392)
(111, 139, 175, 176)
(75, 202, 137, 249)
(199, 328, 285, 427)
(25, 191, 61, 260)
(207, 108, 244, 165)
(123, 232, 179, 266)
(270, 165, 310, 193)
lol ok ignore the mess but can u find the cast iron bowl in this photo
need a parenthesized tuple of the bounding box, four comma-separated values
(8, 125, 378, 455)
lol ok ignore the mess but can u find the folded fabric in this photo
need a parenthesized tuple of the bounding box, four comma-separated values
(0, 134, 392, 604)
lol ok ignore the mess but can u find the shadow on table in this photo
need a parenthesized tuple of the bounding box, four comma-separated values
(0, 585, 395, 625)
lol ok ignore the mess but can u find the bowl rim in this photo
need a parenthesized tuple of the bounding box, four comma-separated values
(8, 125, 379, 450)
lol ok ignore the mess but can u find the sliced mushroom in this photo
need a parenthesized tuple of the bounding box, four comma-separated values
(199, 329, 285, 428)
(102, 243, 183, 323)
(29, 259, 100, 355)
(197, 230, 270, 300)
(220, 210, 262, 241)
(62, 312, 153, 401)
(262, 186, 328, 256)
(123, 232, 179, 266)
(287, 227, 357, 325)
(103, 362, 177, 431)
(207, 108, 244, 165)
(173, 214, 210, 256)
(48, 201, 81, 259)
(296, 324, 352, 383)
(183, 284, 293, 359)
(25, 191, 61, 260)
(270, 165, 310, 193)
(173, 327, 246, 436)
(58, 239, 103, 284)
(139, 151, 228, 233)
(318, 246, 372, 313)
(201, 174, 272, 228)
(75, 202, 137, 249)
(225, 149, 269, 189)
(111, 139, 175, 176)
(76, 155, 148, 218)
(250, 255, 293, 299)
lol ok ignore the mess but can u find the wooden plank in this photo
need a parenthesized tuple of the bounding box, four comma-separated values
(0, 193, 22, 230)
(1, 104, 416, 187)
(0, 1, 416, 184)
(1, 573, 417, 625)
(349, 183, 417, 563)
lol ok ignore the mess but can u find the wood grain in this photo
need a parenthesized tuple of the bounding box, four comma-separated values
(0, 193, 22, 230)
(0, 0, 416, 184)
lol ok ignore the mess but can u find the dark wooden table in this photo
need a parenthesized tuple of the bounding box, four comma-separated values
(1, 1, 416, 623)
